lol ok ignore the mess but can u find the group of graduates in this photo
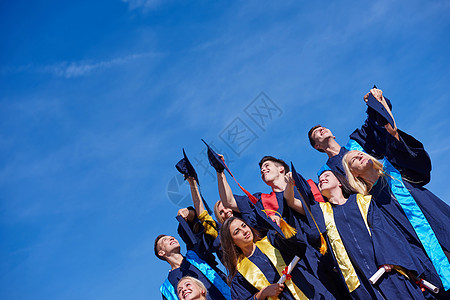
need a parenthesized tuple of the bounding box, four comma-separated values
(154, 87, 450, 300)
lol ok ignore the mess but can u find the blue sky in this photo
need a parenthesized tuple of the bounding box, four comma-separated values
(1, 0, 449, 299)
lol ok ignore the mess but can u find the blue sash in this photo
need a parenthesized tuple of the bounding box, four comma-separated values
(160, 278, 177, 300)
(185, 251, 232, 299)
(160, 251, 232, 300)
(383, 159, 450, 290)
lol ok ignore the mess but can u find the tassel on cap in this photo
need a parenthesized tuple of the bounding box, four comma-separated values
(263, 209, 297, 239)
(280, 218, 297, 239)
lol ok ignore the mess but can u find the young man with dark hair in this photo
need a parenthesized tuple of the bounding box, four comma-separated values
(154, 234, 230, 300)
(216, 155, 292, 226)
(308, 88, 396, 176)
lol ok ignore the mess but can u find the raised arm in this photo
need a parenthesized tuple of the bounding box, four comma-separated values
(364, 88, 399, 140)
(217, 171, 239, 212)
(186, 176, 205, 216)
(284, 172, 305, 215)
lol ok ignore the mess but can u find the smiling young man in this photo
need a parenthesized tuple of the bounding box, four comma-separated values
(216, 155, 292, 228)
(308, 88, 399, 177)
(154, 234, 230, 300)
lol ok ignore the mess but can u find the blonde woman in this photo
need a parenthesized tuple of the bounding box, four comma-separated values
(342, 150, 450, 294)
(285, 169, 430, 299)
(177, 276, 208, 300)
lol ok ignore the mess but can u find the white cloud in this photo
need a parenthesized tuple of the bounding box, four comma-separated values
(44, 52, 160, 78)
(1, 52, 162, 79)
(121, 0, 165, 11)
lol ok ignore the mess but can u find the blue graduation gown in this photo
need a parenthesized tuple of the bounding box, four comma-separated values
(163, 257, 229, 300)
(331, 194, 427, 299)
(230, 231, 336, 300)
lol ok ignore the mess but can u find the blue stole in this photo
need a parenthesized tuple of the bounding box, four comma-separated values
(160, 250, 232, 300)
(382, 160, 450, 290)
(319, 138, 450, 290)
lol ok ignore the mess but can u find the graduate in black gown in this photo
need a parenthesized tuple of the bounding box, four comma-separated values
(309, 87, 450, 295)
(219, 216, 336, 300)
(155, 234, 231, 300)
(308, 87, 393, 177)
(205, 145, 347, 298)
(342, 148, 450, 295)
(285, 167, 431, 299)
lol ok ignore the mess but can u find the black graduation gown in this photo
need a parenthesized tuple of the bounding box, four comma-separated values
(234, 192, 347, 299)
(230, 230, 336, 300)
(331, 194, 427, 299)
(368, 131, 450, 294)
(176, 211, 223, 269)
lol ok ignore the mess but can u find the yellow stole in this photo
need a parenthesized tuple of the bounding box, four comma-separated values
(236, 237, 308, 300)
(319, 194, 373, 292)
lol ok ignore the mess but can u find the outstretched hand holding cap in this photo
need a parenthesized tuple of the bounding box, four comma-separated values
(202, 139, 226, 173)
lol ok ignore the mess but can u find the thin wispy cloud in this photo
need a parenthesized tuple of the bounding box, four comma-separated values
(121, 0, 165, 11)
(1, 52, 162, 78)
(46, 52, 161, 78)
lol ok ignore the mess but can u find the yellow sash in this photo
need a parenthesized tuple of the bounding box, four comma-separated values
(319, 202, 360, 292)
(355, 194, 372, 236)
(236, 237, 308, 300)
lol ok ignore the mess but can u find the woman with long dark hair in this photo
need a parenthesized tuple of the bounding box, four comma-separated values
(220, 216, 335, 300)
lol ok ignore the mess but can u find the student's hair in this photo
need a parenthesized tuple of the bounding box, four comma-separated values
(219, 216, 261, 282)
(308, 125, 325, 152)
(154, 234, 167, 261)
(259, 156, 290, 173)
(214, 200, 225, 224)
(177, 276, 207, 299)
(342, 151, 384, 195)
(320, 170, 357, 199)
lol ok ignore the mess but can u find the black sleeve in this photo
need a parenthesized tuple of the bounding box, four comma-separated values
(350, 96, 394, 158)
(385, 129, 432, 186)
(176, 215, 219, 268)
(350, 117, 389, 159)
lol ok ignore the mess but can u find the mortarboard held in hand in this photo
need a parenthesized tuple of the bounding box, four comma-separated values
(176, 148, 200, 184)
(366, 85, 395, 128)
(175, 148, 212, 214)
(201, 139, 228, 174)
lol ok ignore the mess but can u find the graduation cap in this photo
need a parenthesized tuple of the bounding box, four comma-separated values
(201, 139, 227, 173)
(291, 162, 327, 254)
(202, 139, 257, 202)
(176, 148, 200, 184)
(366, 85, 395, 128)
(175, 149, 212, 214)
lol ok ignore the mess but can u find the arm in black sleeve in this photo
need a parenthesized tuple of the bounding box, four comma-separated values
(385, 129, 432, 185)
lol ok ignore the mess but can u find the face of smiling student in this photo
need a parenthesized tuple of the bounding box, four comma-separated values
(156, 235, 180, 259)
(217, 200, 233, 222)
(260, 160, 284, 184)
(318, 171, 341, 192)
(311, 126, 335, 149)
(177, 277, 206, 300)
